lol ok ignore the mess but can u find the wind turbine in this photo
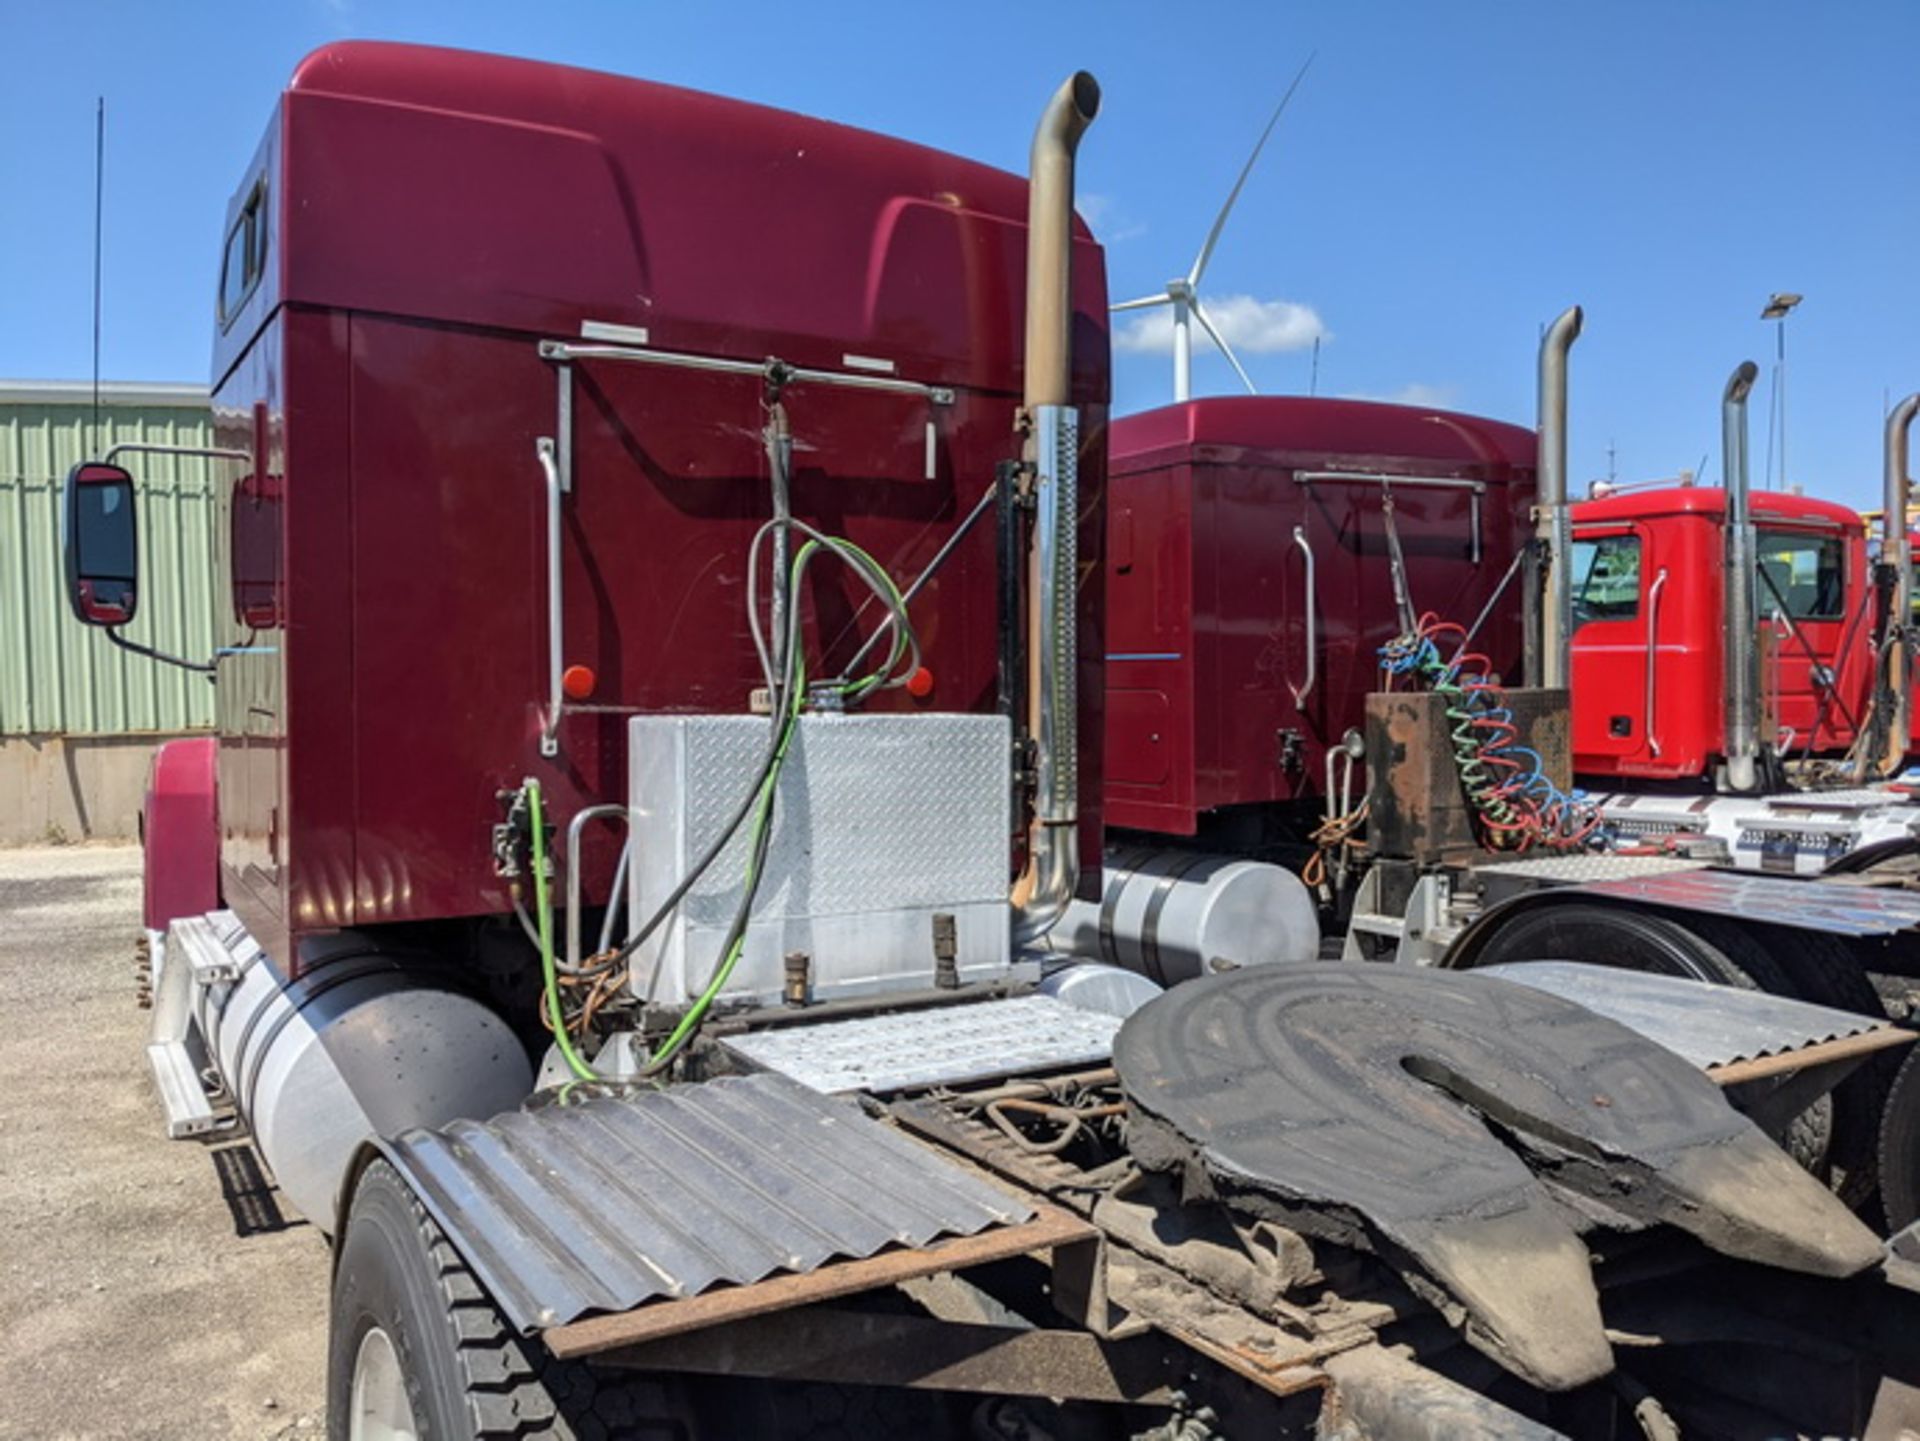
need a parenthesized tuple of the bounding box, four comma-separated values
(1111, 55, 1315, 402)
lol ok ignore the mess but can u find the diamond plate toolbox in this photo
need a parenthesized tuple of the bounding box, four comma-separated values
(629, 712, 1012, 1005)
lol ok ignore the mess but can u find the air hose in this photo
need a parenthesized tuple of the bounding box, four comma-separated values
(526, 531, 917, 1087)
(641, 534, 893, 1075)
(525, 780, 600, 1083)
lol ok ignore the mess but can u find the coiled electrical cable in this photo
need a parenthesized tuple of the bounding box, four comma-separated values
(1380, 612, 1598, 852)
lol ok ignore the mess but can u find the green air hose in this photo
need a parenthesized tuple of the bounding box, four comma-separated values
(640, 673, 801, 1075)
(639, 540, 822, 1076)
(529, 533, 914, 1085)
(526, 780, 600, 1083)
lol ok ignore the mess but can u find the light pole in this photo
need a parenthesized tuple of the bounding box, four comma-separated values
(1761, 292, 1802, 490)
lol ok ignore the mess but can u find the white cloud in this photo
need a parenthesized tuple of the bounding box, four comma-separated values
(1077, 193, 1146, 244)
(1343, 382, 1462, 409)
(1115, 294, 1327, 356)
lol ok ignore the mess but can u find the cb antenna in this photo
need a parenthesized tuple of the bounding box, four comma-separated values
(91, 96, 104, 452)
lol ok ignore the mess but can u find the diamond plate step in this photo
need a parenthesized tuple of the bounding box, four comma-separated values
(724, 995, 1120, 1094)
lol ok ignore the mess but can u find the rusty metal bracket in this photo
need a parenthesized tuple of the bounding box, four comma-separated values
(1052, 1234, 1149, 1340)
(1104, 1251, 1331, 1401)
(594, 1302, 1178, 1405)
(543, 1204, 1094, 1360)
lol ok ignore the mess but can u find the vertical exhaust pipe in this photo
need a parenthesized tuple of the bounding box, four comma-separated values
(1722, 360, 1762, 792)
(1869, 394, 1920, 776)
(1012, 71, 1099, 946)
(1022, 73, 1100, 414)
(1529, 306, 1583, 690)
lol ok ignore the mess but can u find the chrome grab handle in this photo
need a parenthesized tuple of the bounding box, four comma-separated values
(1769, 606, 1788, 750)
(1289, 525, 1317, 707)
(565, 803, 631, 971)
(1644, 567, 1668, 757)
(536, 437, 565, 757)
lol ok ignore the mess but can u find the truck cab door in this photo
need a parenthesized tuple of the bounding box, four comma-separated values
(1755, 525, 1856, 756)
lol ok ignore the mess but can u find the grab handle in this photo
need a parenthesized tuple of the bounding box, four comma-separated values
(1289, 525, 1317, 707)
(536, 437, 565, 757)
(1643, 567, 1668, 758)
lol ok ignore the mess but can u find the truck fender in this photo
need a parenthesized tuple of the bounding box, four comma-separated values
(142, 737, 219, 932)
(1440, 886, 1809, 992)
(1440, 887, 1641, 972)
(1822, 834, 1920, 876)
(331, 1138, 386, 1263)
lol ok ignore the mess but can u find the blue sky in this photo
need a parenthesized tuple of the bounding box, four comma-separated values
(2, 1, 1916, 508)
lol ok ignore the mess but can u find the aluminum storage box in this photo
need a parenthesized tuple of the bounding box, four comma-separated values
(628, 712, 1011, 1005)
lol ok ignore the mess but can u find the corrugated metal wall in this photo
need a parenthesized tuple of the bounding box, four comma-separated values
(0, 388, 221, 736)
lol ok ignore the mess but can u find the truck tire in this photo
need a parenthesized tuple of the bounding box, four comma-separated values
(1878, 1046, 1920, 1231)
(1458, 904, 1838, 1182)
(328, 1159, 691, 1441)
(1671, 918, 1895, 1214)
(1460, 903, 1789, 989)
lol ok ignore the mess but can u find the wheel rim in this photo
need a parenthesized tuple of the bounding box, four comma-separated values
(349, 1325, 419, 1441)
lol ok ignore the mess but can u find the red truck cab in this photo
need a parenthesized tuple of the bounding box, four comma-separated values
(1102, 395, 1535, 840)
(180, 41, 1109, 970)
(1569, 487, 1870, 780)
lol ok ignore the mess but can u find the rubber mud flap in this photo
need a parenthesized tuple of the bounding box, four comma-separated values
(1114, 964, 1884, 1391)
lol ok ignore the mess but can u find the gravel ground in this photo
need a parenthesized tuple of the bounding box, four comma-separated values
(0, 846, 329, 1439)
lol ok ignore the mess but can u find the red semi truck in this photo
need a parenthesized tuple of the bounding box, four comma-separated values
(1094, 323, 1920, 1220)
(1101, 395, 1537, 845)
(1568, 466, 1920, 868)
(66, 42, 1920, 1441)
(1102, 378, 1919, 869)
(1571, 487, 1872, 777)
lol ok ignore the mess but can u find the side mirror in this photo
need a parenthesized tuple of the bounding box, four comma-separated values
(63, 462, 139, 627)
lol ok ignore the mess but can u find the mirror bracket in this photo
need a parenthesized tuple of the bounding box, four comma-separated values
(105, 628, 217, 677)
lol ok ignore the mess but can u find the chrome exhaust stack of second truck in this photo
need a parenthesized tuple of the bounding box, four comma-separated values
(1529, 306, 1584, 691)
(1862, 393, 1920, 778)
(1012, 72, 1099, 945)
(1722, 360, 1763, 793)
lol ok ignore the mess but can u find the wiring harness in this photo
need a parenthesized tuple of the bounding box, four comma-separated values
(1379, 612, 1598, 852)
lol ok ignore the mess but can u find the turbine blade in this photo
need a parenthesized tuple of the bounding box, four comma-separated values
(1192, 300, 1259, 395)
(1187, 53, 1316, 288)
(1110, 292, 1174, 313)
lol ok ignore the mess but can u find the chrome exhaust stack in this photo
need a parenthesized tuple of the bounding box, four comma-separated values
(1013, 71, 1099, 945)
(1869, 394, 1920, 777)
(1529, 306, 1583, 690)
(1722, 361, 1763, 793)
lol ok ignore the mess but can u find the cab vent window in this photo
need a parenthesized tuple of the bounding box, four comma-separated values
(1758, 534, 1844, 620)
(217, 181, 268, 328)
(1571, 534, 1641, 629)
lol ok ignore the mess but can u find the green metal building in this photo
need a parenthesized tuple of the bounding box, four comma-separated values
(0, 380, 218, 841)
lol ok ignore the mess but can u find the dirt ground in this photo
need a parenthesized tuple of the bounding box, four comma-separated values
(0, 845, 329, 1440)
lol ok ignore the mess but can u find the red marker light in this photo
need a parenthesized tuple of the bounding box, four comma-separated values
(562, 664, 597, 700)
(906, 666, 935, 699)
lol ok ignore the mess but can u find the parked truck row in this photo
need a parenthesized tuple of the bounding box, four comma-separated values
(64, 41, 1920, 1440)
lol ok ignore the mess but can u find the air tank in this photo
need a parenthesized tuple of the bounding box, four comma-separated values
(194, 933, 532, 1231)
(1050, 847, 1320, 984)
(1038, 961, 1165, 1019)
